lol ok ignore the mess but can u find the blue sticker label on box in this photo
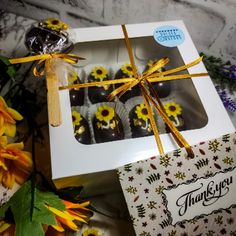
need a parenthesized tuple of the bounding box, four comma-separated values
(154, 25, 185, 47)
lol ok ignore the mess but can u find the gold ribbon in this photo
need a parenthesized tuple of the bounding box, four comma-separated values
(60, 25, 208, 157)
(10, 53, 85, 77)
(10, 53, 85, 126)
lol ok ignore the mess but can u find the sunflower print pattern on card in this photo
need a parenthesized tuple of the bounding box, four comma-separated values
(118, 132, 236, 235)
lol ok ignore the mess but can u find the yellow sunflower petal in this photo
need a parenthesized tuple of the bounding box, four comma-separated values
(0, 116, 6, 136)
(67, 211, 88, 223)
(0, 136, 8, 147)
(2, 171, 15, 189)
(7, 108, 23, 121)
(7, 142, 24, 150)
(0, 96, 7, 107)
(0, 221, 11, 233)
(2, 224, 15, 236)
(0, 160, 8, 171)
(1, 153, 18, 160)
(63, 200, 90, 209)
(50, 223, 65, 233)
(0, 171, 3, 182)
(14, 151, 33, 173)
(4, 123, 16, 138)
(12, 166, 30, 185)
(57, 217, 78, 231)
(46, 206, 75, 221)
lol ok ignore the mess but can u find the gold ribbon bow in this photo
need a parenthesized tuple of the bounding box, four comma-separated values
(9, 53, 84, 126)
(60, 25, 208, 157)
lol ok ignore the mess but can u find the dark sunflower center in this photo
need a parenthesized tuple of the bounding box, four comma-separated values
(87, 234, 95, 236)
(169, 106, 176, 111)
(127, 66, 132, 71)
(102, 109, 109, 117)
(51, 20, 59, 25)
(96, 69, 103, 75)
(72, 115, 76, 121)
(142, 108, 148, 115)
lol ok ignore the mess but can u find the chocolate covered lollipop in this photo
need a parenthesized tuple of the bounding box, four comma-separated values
(25, 18, 73, 54)
(25, 18, 74, 126)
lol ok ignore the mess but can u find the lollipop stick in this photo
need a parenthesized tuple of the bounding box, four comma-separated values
(45, 58, 62, 126)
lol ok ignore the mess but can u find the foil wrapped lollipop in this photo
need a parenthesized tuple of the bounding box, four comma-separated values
(25, 18, 73, 54)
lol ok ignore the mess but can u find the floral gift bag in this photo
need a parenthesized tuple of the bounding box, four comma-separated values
(118, 132, 236, 236)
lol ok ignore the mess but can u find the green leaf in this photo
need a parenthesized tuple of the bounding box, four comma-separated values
(10, 181, 32, 223)
(35, 189, 65, 211)
(15, 220, 44, 236)
(0, 180, 66, 235)
(33, 189, 65, 225)
(0, 200, 11, 218)
(0, 55, 16, 78)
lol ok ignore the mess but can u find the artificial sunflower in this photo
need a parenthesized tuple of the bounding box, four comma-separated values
(135, 104, 149, 121)
(0, 96, 23, 137)
(72, 111, 82, 127)
(121, 63, 134, 77)
(95, 105, 115, 122)
(0, 200, 91, 236)
(82, 227, 102, 236)
(46, 200, 91, 233)
(91, 67, 108, 81)
(164, 101, 182, 118)
(0, 136, 32, 189)
(41, 18, 68, 31)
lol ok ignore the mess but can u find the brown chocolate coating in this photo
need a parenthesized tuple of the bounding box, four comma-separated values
(144, 64, 171, 98)
(69, 78, 85, 106)
(74, 115, 92, 144)
(88, 72, 113, 104)
(93, 114, 124, 143)
(114, 68, 140, 103)
(152, 82, 171, 98)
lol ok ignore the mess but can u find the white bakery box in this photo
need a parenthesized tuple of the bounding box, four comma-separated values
(48, 21, 235, 196)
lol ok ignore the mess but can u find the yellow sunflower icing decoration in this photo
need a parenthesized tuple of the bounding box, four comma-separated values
(40, 18, 68, 32)
(95, 105, 115, 122)
(91, 66, 108, 81)
(135, 103, 149, 121)
(164, 101, 182, 118)
(72, 111, 82, 127)
(121, 63, 134, 77)
(68, 70, 78, 85)
(0, 96, 23, 137)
